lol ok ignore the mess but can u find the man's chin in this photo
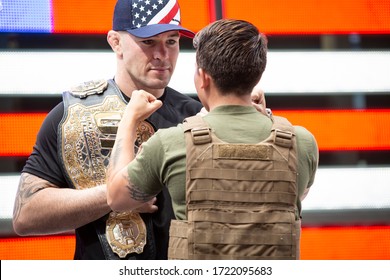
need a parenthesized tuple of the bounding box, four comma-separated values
(148, 79, 170, 90)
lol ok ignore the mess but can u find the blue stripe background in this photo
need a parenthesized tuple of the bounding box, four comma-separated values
(0, 0, 52, 33)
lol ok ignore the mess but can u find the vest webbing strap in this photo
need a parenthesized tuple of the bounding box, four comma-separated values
(187, 204, 296, 213)
(189, 230, 293, 245)
(187, 254, 295, 260)
(188, 211, 294, 224)
(190, 168, 296, 182)
(188, 190, 296, 204)
(168, 247, 188, 260)
(169, 220, 188, 238)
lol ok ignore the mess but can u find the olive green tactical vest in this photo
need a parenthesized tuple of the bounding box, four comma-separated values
(168, 115, 300, 260)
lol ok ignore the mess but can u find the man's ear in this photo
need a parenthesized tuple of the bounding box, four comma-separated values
(107, 30, 122, 55)
(198, 68, 211, 90)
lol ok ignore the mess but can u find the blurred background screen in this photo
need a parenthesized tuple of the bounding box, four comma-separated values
(1, 0, 389, 260)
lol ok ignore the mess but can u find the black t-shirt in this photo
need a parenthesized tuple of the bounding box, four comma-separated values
(23, 86, 202, 259)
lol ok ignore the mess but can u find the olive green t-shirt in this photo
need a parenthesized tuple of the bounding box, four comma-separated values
(128, 105, 318, 220)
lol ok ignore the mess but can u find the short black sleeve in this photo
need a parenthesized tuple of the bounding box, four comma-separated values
(22, 102, 68, 188)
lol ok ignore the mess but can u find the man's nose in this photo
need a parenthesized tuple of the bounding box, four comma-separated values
(153, 44, 168, 60)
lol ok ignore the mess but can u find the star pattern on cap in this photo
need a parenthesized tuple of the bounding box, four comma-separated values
(132, 0, 165, 28)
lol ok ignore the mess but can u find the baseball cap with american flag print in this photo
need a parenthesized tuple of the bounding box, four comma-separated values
(113, 0, 195, 38)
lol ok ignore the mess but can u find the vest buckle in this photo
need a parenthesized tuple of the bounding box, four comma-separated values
(273, 129, 293, 148)
(191, 127, 212, 145)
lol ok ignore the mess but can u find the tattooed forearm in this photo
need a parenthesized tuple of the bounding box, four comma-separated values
(13, 173, 52, 220)
(122, 173, 154, 203)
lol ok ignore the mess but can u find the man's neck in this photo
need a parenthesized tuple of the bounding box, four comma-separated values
(207, 93, 252, 112)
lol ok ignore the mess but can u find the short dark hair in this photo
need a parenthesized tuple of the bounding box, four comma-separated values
(193, 19, 267, 96)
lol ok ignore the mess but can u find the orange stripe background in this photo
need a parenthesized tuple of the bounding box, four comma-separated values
(223, 0, 390, 34)
(2, 226, 390, 260)
(1, 109, 389, 156)
(0, 235, 75, 260)
(301, 226, 390, 260)
(51, 0, 117, 33)
(0, 113, 47, 156)
(273, 109, 390, 151)
(51, 0, 390, 34)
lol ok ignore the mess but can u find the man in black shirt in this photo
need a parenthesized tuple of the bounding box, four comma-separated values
(12, 0, 201, 260)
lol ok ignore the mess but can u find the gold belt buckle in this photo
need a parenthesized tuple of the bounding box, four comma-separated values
(106, 211, 146, 258)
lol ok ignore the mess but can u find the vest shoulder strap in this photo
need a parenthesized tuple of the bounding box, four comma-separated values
(183, 115, 212, 145)
(269, 116, 295, 148)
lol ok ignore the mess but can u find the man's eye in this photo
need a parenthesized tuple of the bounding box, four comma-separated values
(167, 39, 178, 45)
(142, 40, 153, 45)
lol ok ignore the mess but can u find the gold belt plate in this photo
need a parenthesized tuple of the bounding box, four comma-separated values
(106, 211, 146, 258)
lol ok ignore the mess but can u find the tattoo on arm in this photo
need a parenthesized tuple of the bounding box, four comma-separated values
(13, 173, 53, 220)
(122, 173, 154, 203)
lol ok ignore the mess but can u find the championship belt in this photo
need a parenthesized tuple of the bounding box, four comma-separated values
(60, 80, 156, 258)
(105, 120, 155, 258)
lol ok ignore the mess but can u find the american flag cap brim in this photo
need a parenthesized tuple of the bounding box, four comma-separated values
(126, 24, 195, 38)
